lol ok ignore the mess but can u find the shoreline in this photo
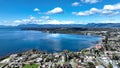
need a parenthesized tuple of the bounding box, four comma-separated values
(0, 30, 101, 59)
(0, 40, 100, 60)
(0, 30, 102, 60)
(1, 29, 120, 68)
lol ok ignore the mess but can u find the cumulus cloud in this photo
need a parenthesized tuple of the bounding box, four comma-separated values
(81, 0, 99, 4)
(72, 12, 89, 16)
(13, 16, 42, 25)
(13, 16, 74, 25)
(101, 3, 120, 15)
(34, 7, 64, 15)
(33, 8, 40, 12)
(72, 8, 100, 16)
(46, 7, 64, 14)
(14, 19, 34, 24)
(73, 3, 120, 16)
(103, 3, 120, 11)
(72, 2, 81, 6)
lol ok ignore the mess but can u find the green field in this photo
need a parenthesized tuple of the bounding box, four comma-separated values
(23, 64, 39, 68)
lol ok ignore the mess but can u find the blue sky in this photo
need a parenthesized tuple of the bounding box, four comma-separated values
(0, 0, 120, 25)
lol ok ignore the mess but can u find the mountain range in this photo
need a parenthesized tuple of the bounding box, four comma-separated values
(0, 23, 120, 28)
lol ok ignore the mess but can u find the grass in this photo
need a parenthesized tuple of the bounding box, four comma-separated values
(23, 64, 39, 68)
(0, 64, 2, 67)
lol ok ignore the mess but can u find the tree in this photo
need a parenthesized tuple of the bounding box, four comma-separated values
(88, 62, 96, 68)
(108, 63, 113, 68)
(118, 63, 120, 67)
(112, 53, 119, 60)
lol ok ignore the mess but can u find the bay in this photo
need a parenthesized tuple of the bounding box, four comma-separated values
(0, 29, 101, 57)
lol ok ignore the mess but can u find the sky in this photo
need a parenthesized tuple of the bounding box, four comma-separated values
(0, 0, 120, 26)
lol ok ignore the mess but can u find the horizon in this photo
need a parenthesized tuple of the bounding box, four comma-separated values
(0, 0, 120, 26)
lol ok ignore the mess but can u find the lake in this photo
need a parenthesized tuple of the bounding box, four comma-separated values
(0, 29, 101, 57)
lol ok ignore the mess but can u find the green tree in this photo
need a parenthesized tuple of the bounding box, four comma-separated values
(108, 63, 113, 68)
(88, 62, 96, 68)
(112, 53, 119, 60)
(118, 63, 120, 67)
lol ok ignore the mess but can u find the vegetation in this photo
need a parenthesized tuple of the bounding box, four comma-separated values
(81, 49, 89, 54)
(118, 63, 120, 67)
(88, 62, 96, 68)
(23, 64, 39, 68)
(107, 63, 113, 68)
(112, 53, 119, 60)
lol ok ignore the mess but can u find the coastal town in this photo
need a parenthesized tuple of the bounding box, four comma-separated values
(0, 29, 120, 68)
(0, 0, 120, 67)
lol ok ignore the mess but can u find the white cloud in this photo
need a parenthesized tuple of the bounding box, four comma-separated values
(103, 3, 120, 11)
(14, 19, 31, 24)
(99, 20, 120, 23)
(29, 16, 36, 20)
(73, 3, 120, 16)
(72, 2, 80, 6)
(81, 0, 99, 4)
(40, 16, 51, 20)
(101, 10, 113, 14)
(46, 7, 64, 14)
(16, 16, 37, 24)
(101, 3, 120, 15)
(90, 8, 100, 12)
(13, 16, 74, 25)
(72, 11, 90, 16)
(34, 7, 64, 15)
(73, 8, 100, 16)
(34, 8, 40, 12)
(14, 20, 22, 23)
(111, 11, 120, 15)
(47, 20, 74, 24)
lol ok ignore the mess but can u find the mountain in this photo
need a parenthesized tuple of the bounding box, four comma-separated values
(18, 23, 120, 28)
(17, 24, 84, 28)
(86, 23, 120, 28)
(0, 23, 120, 29)
(0, 25, 16, 29)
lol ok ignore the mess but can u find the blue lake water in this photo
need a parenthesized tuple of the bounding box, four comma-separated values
(0, 29, 101, 57)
